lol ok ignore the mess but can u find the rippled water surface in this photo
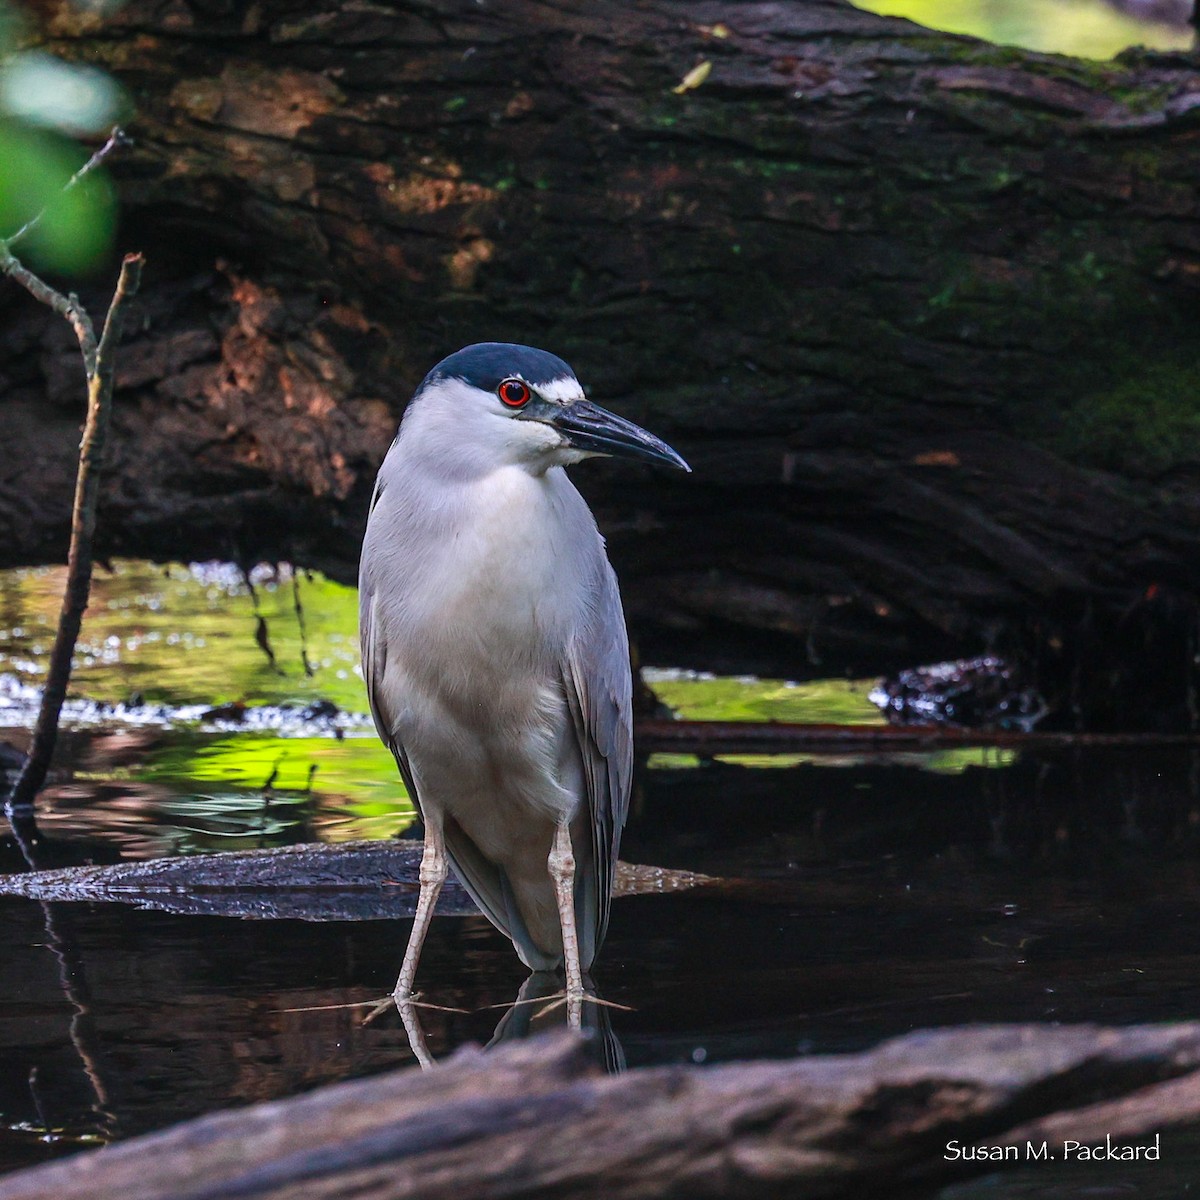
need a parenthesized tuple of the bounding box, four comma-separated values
(1, 562, 1198, 1198)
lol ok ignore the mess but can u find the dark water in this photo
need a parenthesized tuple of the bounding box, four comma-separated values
(3, 736, 1200, 1196)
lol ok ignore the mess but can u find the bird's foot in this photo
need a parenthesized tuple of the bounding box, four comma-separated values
(392, 988, 470, 1013)
(360, 991, 467, 1026)
(519, 990, 633, 1015)
(523, 989, 634, 1025)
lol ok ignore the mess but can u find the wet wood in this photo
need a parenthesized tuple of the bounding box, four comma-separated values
(638, 718, 1200, 754)
(5, 1, 1200, 724)
(0, 841, 716, 920)
(0, 1022, 1196, 1200)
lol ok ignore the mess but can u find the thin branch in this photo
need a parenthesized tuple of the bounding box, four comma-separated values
(0, 243, 97, 370)
(292, 567, 314, 677)
(4, 126, 131, 250)
(6, 253, 144, 812)
(94, 249, 142, 383)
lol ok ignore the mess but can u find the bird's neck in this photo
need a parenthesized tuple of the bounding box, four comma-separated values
(397, 402, 564, 483)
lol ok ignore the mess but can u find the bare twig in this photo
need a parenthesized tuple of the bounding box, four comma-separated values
(0, 244, 97, 369)
(4, 126, 130, 250)
(0, 129, 140, 815)
(292, 568, 314, 677)
(5, 251, 144, 812)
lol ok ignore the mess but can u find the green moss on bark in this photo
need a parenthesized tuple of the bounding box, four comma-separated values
(1052, 353, 1200, 478)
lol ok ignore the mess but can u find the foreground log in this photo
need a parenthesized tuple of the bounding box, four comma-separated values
(0, 1023, 1196, 1200)
(0, 840, 715, 920)
(6, 1, 1200, 723)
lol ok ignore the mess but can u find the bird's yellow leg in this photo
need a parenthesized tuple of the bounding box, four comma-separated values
(393, 816, 447, 1001)
(548, 818, 584, 1029)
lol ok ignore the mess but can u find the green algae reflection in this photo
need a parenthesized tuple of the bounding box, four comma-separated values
(645, 670, 883, 726)
(0, 561, 1013, 852)
(135, 732, 415, 844)
(0, 560, 368, 711)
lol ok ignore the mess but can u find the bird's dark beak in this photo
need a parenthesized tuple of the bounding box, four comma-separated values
(547, 399, 690, 472)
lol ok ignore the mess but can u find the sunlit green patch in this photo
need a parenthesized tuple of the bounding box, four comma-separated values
(139, 731, 408, 802)
(921, 747, 1016, 774)
(313, 795, 420, 844)
(714, 754, 829, 769)
(645, 670, 884, 726)
(0, 561, 1016, 844)
(645, 752, 704, 770)
(0, 561, 370, 712)
(851, 0, 1192, 59)
(125, 730, 417, 849)
(647, 748, 1016, 772)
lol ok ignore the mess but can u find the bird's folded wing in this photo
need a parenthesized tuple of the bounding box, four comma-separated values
(562, 559, 634, 953)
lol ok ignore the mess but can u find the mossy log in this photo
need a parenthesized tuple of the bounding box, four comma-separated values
(0, 1024, 1198, 1200)
(5, 1, 1200, 723)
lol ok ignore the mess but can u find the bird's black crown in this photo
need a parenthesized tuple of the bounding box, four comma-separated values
(421, 342, 577, 396)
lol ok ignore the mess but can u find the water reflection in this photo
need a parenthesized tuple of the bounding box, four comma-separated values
(4, 739, 1200, 1190)
(488, 975, 627, 1075)
(389, 974, 626, 1073)
(2, 551, 1200, 1193)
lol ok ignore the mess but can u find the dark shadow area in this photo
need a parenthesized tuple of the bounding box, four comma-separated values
(3, 743, 1200, 1195)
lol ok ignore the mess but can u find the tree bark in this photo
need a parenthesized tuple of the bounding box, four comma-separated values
(7, 1, 1200, 723)
(0, 1023, 1198, 1200)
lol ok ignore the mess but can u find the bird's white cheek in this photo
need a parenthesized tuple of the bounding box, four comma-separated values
(501, 417, 570, 468)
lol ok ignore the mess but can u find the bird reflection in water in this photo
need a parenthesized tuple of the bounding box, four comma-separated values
(392, 974, 627, 1074)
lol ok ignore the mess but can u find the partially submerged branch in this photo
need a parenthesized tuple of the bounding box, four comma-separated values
(0, 841, 715, 920)
(1, 133, 143, 812)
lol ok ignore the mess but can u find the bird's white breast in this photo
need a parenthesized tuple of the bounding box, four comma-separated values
(387, 466, 588, 674)
(362, 455, 601, 823)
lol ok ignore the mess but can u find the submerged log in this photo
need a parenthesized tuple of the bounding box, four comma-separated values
(0, 1023, 1197, 1200)
(5, 1, 1200, 723)
(0, 841, 716, 920)
(638, 717, 1200, 753)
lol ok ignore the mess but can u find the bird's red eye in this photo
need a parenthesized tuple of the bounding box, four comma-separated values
(498, 378, 531, 408)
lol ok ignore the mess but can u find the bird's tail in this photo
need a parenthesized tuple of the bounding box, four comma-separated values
(441, 812, 602, 974)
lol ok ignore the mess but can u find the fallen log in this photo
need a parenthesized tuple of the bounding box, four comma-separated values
(0, 1023, 1196, 1200)
(638, 717, 1200, 754)
(6, 1, 1200, 725)
(0, 841, 716, 920)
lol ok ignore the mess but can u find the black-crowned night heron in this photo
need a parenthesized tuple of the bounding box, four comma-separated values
(359, 343, 688, 1018)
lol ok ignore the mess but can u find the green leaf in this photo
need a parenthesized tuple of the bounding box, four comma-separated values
(0, 118, 114, 272)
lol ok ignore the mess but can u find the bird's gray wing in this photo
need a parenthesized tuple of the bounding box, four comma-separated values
(359, 555, 420, 807)
(562, 559, 634, 967)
